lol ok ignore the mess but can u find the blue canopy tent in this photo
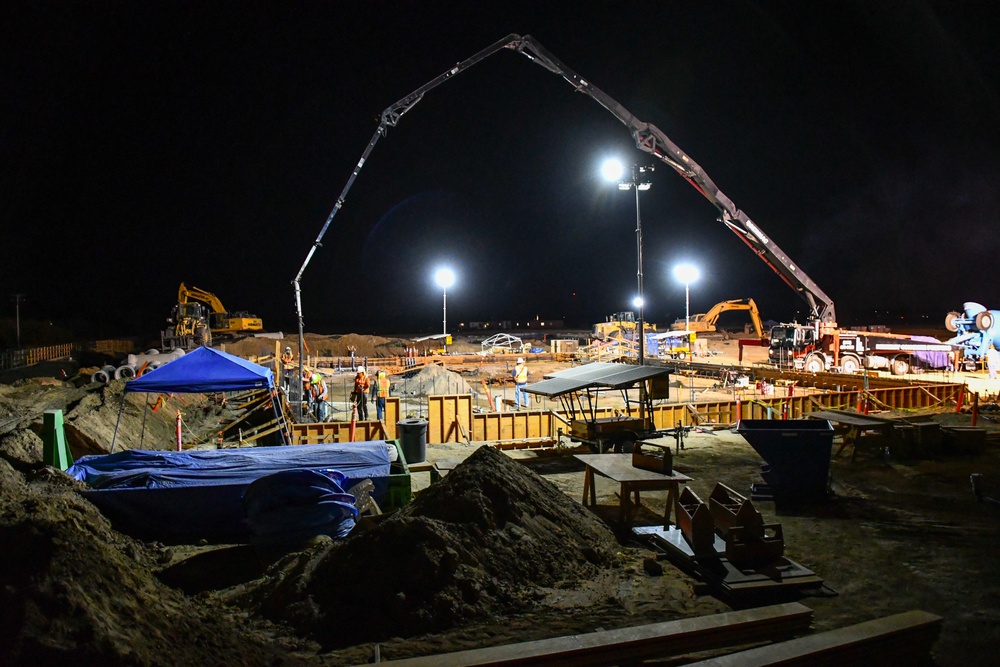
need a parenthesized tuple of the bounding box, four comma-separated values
(126, 345, 275, 394)
(111, 346, 289, 451)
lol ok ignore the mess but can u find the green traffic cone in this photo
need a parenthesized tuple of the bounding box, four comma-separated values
(42, 409, 74, 470)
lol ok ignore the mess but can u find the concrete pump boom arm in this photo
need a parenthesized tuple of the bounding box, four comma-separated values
(513, 36, 836, 326)
(292, 33, 836, 383)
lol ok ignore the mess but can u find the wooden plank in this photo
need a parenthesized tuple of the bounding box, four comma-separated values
(685, 609, 941, 667)
(380, 603, 813, 666)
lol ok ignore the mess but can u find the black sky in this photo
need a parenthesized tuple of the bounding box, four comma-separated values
(3, 1, 999, 338)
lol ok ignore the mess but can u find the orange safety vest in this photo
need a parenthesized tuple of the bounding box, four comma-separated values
(377, 376, 390, 397)
(514, 364, 528, 384)
(355, 373, 369, 393)
(311, 380, 327, 400)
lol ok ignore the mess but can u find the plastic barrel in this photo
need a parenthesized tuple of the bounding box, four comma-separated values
(736, 419, 834, 504)
(397, 418, 428, 464)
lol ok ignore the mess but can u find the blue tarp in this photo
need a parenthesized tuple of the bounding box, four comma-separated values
(69, 442, 395, 543)
(243, 469, 359, 548)
(68, 442, 391, 489)
(911, 335, 954, 369)
(124, 346, 273, 394)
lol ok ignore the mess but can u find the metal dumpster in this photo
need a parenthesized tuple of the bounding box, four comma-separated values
(736, 419, 834, 505)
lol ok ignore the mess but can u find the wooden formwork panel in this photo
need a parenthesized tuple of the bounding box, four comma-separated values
(383, 398, 400, 439)
(411, 384, 965, 445)
(428, 395, 473, 443)
(291, 420, 389, 444)
(473, 411, 555, 441)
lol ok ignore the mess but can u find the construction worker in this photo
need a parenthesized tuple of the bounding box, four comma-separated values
(281, 346, 294, 366)
(513, 357, 529, 409)
(354, 366, 371, 420)
(302, 368, 313, 416)
(986, 344, 999, 380)
(375, 370, 390, 421)
(310, 372, 328, 421)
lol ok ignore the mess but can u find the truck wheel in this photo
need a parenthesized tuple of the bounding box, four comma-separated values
(945, 311, 962, 332)
(975, 311, 994, 331)
(841, 355, 862, 374)
(804, 354, 824, 373)
(891, 357, 910, 375)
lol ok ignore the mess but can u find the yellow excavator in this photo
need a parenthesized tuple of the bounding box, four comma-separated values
(178, 283, 263, 338)
(670, 298, 765, 338)
(162, 283, 263, 350)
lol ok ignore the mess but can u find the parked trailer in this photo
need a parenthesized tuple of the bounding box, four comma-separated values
(523, 362, 674, 453)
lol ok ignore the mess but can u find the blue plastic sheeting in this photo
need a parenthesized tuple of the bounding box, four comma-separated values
(124, 346, 273, 394)
(71, 442, 393, 544)
(68, 442, 391, 489)
(911, 336, 953, 369)
(244, 469, 358, 549)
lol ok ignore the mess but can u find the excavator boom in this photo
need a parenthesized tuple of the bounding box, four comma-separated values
(671, 298, 765, 338)
(175, 283, 263, 337)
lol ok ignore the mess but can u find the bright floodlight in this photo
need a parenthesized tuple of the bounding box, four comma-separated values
(674, 263, 700, 285)
(434, 267, 455, 289)
(601, 158, 625, 182)
(632, 296, 644, 309)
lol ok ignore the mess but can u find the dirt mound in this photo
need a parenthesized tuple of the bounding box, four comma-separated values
(223, 446, 620, 649)
(0, 464, 310, 665)
(402, 364, 476, 396)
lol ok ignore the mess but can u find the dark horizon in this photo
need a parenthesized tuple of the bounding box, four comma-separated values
(4, 2, 999, 347)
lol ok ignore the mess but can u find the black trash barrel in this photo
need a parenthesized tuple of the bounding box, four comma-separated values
(396, 419, 428, 464)
(736, 419, 834, 504)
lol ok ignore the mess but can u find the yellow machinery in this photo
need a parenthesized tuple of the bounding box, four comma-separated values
(670, 299, 765, 338)
(592, 311, 657, 341)
(176, 283, 264, 339)
(162, 301, 212, 350)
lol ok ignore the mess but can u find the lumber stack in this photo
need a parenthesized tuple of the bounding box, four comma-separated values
(378, 602, 813, 666)
(685, 609, 942, 666)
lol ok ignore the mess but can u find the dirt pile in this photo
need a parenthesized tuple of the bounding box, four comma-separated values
(0, 460, 311, 665)
(221, 446, 620, 649)
(230, 333, 411, 359)
(400, 364, 476, 396)
(1, 378, 223, 459)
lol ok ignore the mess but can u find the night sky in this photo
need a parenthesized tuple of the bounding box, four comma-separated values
(4, 1, 999, 338)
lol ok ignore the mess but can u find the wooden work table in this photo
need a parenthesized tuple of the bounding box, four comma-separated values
(574, 453, 692, 528)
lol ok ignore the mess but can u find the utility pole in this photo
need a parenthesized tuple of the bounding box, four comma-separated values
(11, 294, 25, 349)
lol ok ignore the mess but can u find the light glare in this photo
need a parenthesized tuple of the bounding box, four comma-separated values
(674, 263, 700, 284)
(601, 158, 625, 182)
(434, 267, 455, 289)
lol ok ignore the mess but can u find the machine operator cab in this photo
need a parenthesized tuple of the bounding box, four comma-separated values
(767, 323, 817, 368)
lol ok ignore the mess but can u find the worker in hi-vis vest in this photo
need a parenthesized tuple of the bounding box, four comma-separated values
(376, 370, 390, 421)
(310, 372, 328, 422)
(513, 357, 529, 409)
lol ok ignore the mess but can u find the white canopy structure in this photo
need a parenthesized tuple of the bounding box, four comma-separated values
(480, 333, 525, 355)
